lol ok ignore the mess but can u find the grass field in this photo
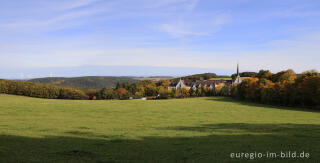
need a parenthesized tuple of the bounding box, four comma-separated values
(0, 94, 319, 162)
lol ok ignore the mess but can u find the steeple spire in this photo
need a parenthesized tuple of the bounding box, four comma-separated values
(234, 61, 242, 84)
(237, 62, 239, 76)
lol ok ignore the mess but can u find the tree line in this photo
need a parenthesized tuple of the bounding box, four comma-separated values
(179, 73, 218, 81)
(231, 69, 319, 109)
(0, 79, 89, 100)
(231, 72, 257, 80)
(86, 80, 230, 100)
(7, 76, 230, 100)
(1, 69, 318, 109)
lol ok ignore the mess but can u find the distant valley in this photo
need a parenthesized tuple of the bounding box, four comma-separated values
(28, 76, 174, 90)
(28, 76, 138, 90)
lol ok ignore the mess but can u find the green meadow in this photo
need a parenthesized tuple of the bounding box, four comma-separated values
(0, 94, 319, 162)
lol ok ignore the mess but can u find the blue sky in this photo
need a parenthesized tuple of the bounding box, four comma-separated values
(1, 0, 319, 79)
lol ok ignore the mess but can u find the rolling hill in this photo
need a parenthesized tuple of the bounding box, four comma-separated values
(28, 76, 139, 90)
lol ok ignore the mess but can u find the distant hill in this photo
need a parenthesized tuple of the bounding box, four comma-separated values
(170, 73, 238, 81)
(231, 72, 257, 80)
(172, 73, 218, 81)
(28, 76, 139, 90)
(134, 76, 174, 81)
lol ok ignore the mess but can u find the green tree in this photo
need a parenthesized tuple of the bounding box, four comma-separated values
(271, 69, 297, 83)
(189, 88, 196, 97)
(257, 70, 273, 79)
(158, 86, 169, 99)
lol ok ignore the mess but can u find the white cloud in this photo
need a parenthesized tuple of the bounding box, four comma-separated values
(185, 0, 199, 10)
(159, 22, 208, 37)
(158, 12, 231, 38)
(1, 0, 319, 77)
(231, 32, 320, 73)
(1, 36, 319, 74)
(0, 6, 107, 31)
(141, 0, 194, 9)
(62, 0, 101, 10)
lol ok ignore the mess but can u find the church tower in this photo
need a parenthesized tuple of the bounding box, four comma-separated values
(234, 62, 242, 84)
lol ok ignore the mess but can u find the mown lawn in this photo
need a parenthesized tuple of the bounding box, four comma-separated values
(0, 94, 319, 162)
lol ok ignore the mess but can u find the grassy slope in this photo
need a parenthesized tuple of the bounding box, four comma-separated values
(0, 94, 319, 162)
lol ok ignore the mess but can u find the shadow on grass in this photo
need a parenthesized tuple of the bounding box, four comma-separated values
(0, 123, 319, 162)
(206, 97, 320, 113)
(163, 123, 320, 137)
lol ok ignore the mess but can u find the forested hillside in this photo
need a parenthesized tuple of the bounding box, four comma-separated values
(29, 76, 138, 90)
(0, 79, 88, 99)
(231, 72, 257, 80)
(231, 69, 320, 109)
(173, 73, 218, 81)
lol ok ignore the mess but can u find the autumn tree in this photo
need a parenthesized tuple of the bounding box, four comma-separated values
(257, 69, 273, 79)
(86, 89, 98, 100)
(158, 86, 169, 99)
(231, 69, 319, 109)
(115, 88, 129, 100)
(271, 69, 297, 83)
